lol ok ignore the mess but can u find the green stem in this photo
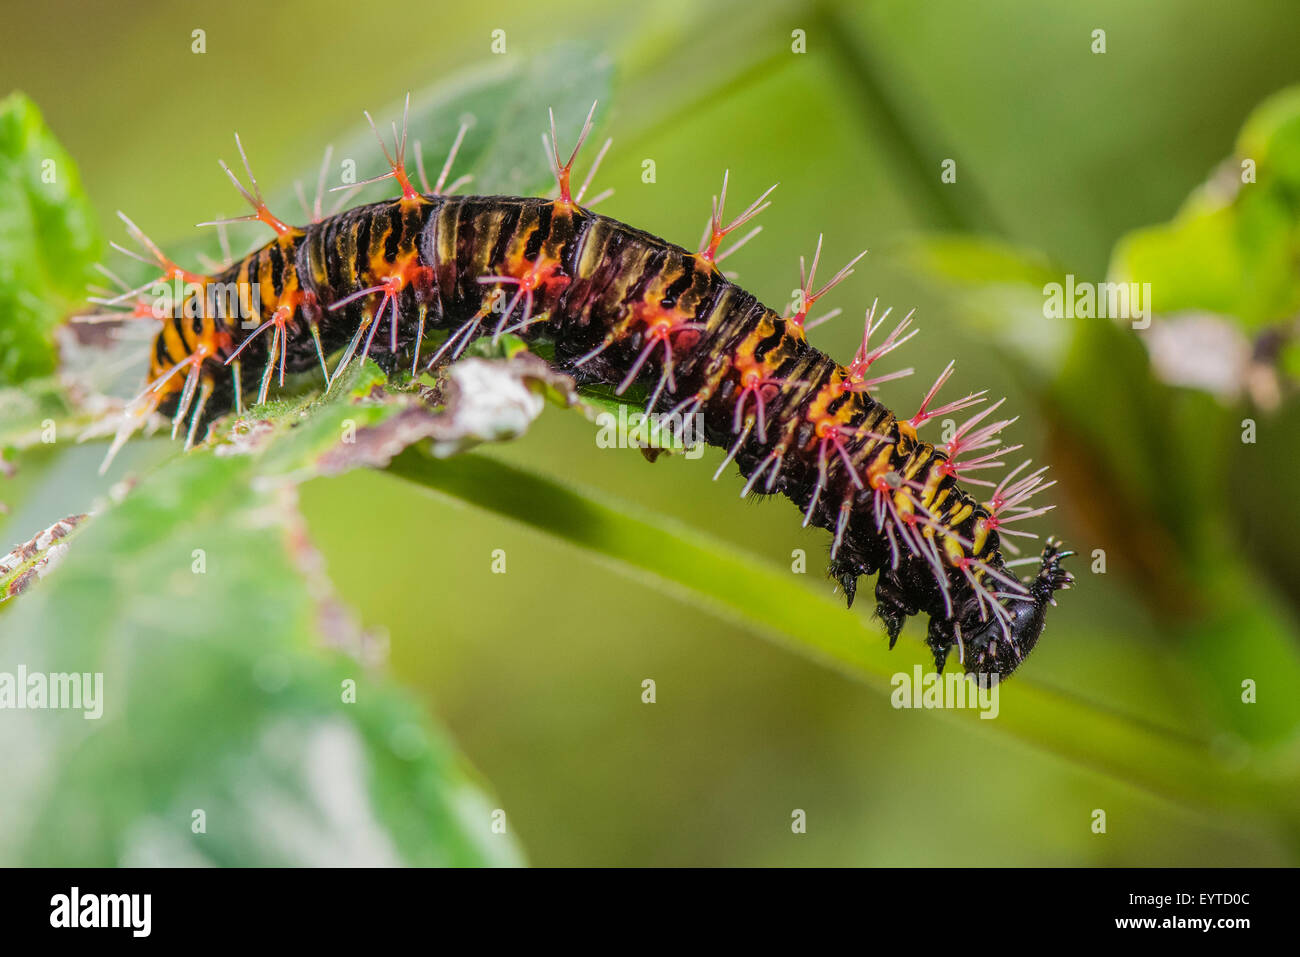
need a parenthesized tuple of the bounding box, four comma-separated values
(386, 444, 1299, 831)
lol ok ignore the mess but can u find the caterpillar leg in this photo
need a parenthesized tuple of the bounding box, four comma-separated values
(97, 392, 159, 475)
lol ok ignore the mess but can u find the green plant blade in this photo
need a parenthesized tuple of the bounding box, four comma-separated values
(386, 444, 1300, 827)
(0, 413, 524, 866)
(0, 92, 101, 386)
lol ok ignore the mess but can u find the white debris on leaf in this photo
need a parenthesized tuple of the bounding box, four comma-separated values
(0, 513, 88, 602)
(312, 352, 575, 474)
(35, 542, 70, 579)
(432, 357, 547, 455)
(215, 418, 276, 457)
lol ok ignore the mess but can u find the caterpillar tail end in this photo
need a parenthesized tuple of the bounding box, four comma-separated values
(942, 537, 1074, 680)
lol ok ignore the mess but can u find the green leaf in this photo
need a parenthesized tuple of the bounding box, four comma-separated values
(0, 351, 563, 864)
(0, 376, 75, 449)
(319, 42, 613, 201)
(1109, 84, 1300, 329)
(0, 449, 520, 865)
(0, 92, 101, 386)
(0, 510, 86, 602)
(1237, 85, 1300, 196)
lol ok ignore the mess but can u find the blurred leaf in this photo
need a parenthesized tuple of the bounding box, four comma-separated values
(1109, 195, 1297, 328)
(0, 511, 86, 602)
(0, 92, 101, 386)
(1237, 86, 1300, 200)
(328, 42, 612, 200)
(0, 377, 75, 449)
(0, 449, 520, 865)
(139, 44, 615, 278)
(385, 443, 1300, 826)
(0, 346, 572, 863)
(1109, 85, 1300, 329)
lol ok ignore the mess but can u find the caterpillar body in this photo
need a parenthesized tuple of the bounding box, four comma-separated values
(90, 103, 1072, 679)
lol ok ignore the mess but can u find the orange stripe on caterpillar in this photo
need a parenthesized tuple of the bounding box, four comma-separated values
(86, 101, 1072, 678)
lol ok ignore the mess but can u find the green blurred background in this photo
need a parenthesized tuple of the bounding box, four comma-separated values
(4, 0, 1300, 864)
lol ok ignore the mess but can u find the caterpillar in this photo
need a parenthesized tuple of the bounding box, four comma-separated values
(82, 100, 1072, 679)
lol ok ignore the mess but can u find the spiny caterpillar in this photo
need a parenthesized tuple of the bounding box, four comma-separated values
(82, 99, 1072, 679)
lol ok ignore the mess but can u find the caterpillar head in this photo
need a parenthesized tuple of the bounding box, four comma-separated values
(942, 538, 1074, 679)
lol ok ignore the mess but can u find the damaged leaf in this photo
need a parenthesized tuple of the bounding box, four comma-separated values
(0, 512, 87, 602)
